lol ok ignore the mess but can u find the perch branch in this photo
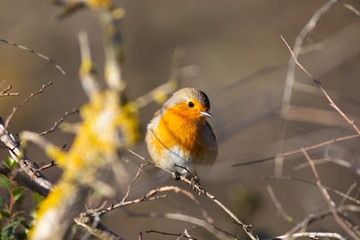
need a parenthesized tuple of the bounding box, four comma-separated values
(127, 149, 257, 240)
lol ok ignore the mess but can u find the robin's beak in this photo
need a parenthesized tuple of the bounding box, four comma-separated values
(200, 110, 212, 118)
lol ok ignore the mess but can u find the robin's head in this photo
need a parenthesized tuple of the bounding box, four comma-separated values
(163, 88, 212, 118)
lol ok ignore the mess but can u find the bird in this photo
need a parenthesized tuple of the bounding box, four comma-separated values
(145, 88, 218, 181)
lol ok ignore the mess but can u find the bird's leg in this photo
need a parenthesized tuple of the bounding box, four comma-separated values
(172, 171, 181, 181)
(190, 175, 201, 190)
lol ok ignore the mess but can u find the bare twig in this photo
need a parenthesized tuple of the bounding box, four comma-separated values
(277, 0, 339, 177)
(0, 38, 65, 75)
(266, 185, 293, 222)
(343, 3, 360, 16)
(339, 182, 357, 207)
(0, 84, 19, 96)
(5, 81, 53, 128)
(302, 148, 359, 239)
(233, 133, 360, 167)
(294, 156, 360, 176)
(39, 108, 79, 136)
(281, 35, 360, 135)
(127, 211, 234, 240)
(281, 0, 338, 119)
(102, 186, 213, 224)
(146, 230, 198, 240)
(270, 231, 346, 240)
(98, 194, 168, 216)
(34, 161, 57, 173)
(283, 207, 359, 239)
(121, 163, 149, 202)
(178, 228, 198, 240)
(263, 176, 360, 206)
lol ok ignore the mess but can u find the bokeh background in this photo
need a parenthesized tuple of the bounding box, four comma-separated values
(1, 0, 360, 239)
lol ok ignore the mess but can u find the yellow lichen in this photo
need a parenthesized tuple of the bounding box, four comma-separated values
(88, 0, 112, 9)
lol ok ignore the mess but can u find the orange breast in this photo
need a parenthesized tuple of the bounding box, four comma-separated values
(151, 103, 206, 159)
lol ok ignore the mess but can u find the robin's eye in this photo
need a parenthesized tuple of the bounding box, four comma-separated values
(188, 101, 194, 108)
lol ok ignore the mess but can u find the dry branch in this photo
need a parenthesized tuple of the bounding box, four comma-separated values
(127, 149, 258, 240)
(233, 133, 360, 167)
(0, 38, 65, 75)
(0, 118, 53, 193)
(266, 185, 292, 222)
(270, 231, 346, 240)
(281, 35, 360, 135)
(128, 211, 233, 240)
(39, 108, 79, 136)
(5, 81, 53, 129)
(302, 148, 359, 239)
(276, 0, 339, 177)
(0, 84, 19, 96)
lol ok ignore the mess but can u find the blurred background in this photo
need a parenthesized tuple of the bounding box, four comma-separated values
(1, 0, 360, 239)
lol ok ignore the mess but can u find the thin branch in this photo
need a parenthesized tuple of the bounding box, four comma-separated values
(126, 211, 234, 240)
(233, 133, 360, 167)
(281, 0, 338, 119)
(339, 182, 357, 207)
(278, 0, 339, 177)
(121, 163, 149, 202)
(302, 148, 359, 239)
(270, 231, 346, 240)
(178, 227, 198, 240)
(100, 186, 213, 225)
(281, 35, 360, 136)
(266, 185, 293, 222)
(146, 230, 199, 240)
(0, 85, 19, 96)
(127, 149, 258, 240)
(294, 156, 360, 176)
(98, 194, 168, 216)
(0, 38, 65, 75)
(263, 176, 360, 206)
(39, 108, 79, 136)
(5, 81, 53, 128)
(34, 161, 57, 173)
(343, 3, 360, 16)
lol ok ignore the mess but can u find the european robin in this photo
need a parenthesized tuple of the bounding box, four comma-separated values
(146, 88, 218, 180)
